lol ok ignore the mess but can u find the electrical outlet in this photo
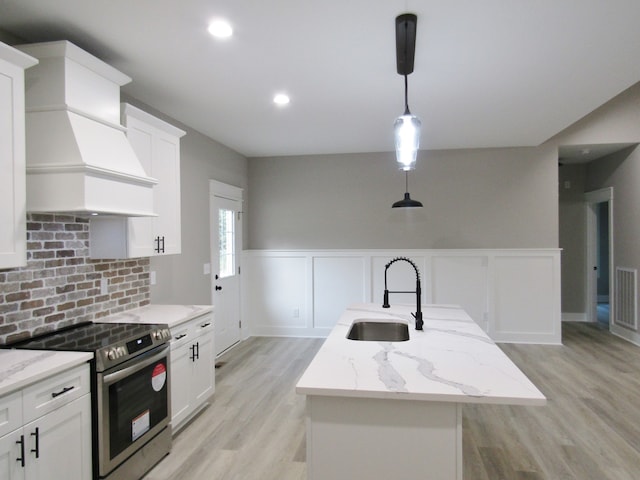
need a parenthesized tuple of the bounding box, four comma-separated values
(150, 271, 157, 285)
(203, 263, 211, 275)
(100, 278, 108, 295)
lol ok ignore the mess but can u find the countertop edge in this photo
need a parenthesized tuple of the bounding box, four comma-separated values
(0, 351, 93, 397)
(99, 304, 213, 328)
(295, 386, 547, 406)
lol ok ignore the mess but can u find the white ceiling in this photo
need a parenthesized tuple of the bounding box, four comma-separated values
(2, 0, 640, 158)
(558, 143, 638, 164)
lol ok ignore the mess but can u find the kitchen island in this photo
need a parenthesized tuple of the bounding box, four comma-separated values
(295, 303, 545, 480)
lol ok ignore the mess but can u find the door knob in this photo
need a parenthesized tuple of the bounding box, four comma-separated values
(215, 285, 222, 291)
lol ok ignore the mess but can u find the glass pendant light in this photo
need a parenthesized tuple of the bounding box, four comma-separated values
(394, 75, 421, 171)
(392, 13, 423, 208)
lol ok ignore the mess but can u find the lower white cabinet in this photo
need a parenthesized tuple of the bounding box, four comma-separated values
(170, 313, 215, 431)
(0, 364, 92, 480)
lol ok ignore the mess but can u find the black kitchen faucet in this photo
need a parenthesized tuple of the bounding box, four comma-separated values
(382, 256, 424, 330)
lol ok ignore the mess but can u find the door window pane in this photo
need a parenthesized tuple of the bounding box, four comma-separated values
(218, 208, 235, 278)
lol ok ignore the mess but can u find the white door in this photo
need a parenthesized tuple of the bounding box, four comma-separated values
(210, 181, 243, 356)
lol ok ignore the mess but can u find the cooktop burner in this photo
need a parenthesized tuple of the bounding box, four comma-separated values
(12, 322, 166, 351)
(8, 321, 171, 371)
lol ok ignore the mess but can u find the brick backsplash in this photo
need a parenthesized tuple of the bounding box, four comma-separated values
(0, 214, 150, 345)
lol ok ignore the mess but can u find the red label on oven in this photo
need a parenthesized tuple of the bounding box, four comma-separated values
(151, 363, 166, 392)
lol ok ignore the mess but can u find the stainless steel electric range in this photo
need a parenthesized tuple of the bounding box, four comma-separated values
(9, 322, 172, 480)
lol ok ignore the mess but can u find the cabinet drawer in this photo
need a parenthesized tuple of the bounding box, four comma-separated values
(170, 323, 193, 350)
(0, 390, 22, 437)
(22, 364, 90, 423)
(194, 314, 214, 335)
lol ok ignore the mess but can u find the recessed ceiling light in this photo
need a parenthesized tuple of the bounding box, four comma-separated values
(273, 93, 290, 106)
(208, 19, 233, 38)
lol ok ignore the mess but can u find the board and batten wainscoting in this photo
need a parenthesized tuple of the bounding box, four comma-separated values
(242, 249, 562, 344)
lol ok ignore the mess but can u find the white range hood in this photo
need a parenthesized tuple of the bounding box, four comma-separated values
(16, 40, 157, 216)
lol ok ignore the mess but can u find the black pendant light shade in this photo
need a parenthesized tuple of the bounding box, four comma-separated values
(392, 171, 423, 208)
(392, 192, 423, 208)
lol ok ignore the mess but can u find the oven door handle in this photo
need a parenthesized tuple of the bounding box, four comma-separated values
(102, 345, 169, 386)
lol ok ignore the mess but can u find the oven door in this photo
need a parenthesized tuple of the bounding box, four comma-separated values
(97, 343, 171, 477)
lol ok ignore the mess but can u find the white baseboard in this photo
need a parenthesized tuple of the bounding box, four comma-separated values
(562, 312, 589, 322)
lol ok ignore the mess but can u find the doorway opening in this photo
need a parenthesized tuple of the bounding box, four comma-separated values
(585, 188, 613, 328)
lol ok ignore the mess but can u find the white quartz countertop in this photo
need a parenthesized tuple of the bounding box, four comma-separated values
(0, 349, 93, 397)
(99, 304, 213, 328)
(296, 303, 546, 406)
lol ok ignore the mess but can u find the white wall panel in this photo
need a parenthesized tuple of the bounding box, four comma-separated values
(492, 255, 560, 343)
(431, 256, 488, 330)
(244, 255, 307, 335)
(243, 249, 561, 343)
(313, 257, 366, 328)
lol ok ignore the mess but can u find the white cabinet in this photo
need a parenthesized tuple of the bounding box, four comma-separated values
(90, 103, 185, 258)
(170, 313, 215, 431)
(0, 43, 37, 269)
(0, 364, 92, 480)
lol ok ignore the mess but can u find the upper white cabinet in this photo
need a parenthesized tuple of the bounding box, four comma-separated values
(0, 43, 37, 269)
(90, 104, 186, 258)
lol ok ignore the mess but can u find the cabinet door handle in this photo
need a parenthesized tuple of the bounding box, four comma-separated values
(175, 333, 187, 340)
(200, 322, 211, 328)
(215, 285, 222, 291)
(189, 344, 196, 362)
(51, 385, 75, 398)
(195, 341, 200, 360)
(154, 236, 166, 254)
(16, 435, 25, 467)
(30, 427, 40, 458)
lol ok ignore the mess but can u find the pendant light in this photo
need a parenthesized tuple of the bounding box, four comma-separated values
(392, 171, 423, 208)
(394, 13, 421, 172)
(392, 13, 423, 208)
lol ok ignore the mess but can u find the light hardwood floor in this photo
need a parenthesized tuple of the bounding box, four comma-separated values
(144, 323, 640, 479)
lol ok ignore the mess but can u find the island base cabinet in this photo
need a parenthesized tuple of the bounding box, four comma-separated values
(306, 396, 462, 480)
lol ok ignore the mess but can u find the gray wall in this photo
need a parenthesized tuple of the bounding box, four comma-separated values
(551, 81, 640, 317)
(121, 98, 249, 306)
(247, 147, 559, 250)
(558, 163, 587, 313)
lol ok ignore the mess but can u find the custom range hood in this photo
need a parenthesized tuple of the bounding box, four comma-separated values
(16, 40, 156, 216)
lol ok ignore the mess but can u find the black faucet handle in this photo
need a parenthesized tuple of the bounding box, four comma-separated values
(411, 311, 424, 330)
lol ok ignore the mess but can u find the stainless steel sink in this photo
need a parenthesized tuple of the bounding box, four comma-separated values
(347, 320, 410, 342)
